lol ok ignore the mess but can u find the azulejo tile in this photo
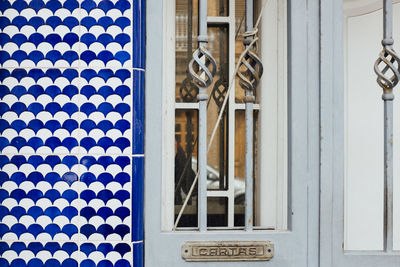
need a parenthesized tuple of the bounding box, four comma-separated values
(0, 154, 81, 241)
(0, 241, 80, 266)
(79, 155, 131, 241)
(0, 0, 81, 68)
(0, 0, 143, 264)
(79, 0, 132, 68)
(79, 68, 132, 155)
(80, 242, 132, 266)
(0, 68, 82, 155)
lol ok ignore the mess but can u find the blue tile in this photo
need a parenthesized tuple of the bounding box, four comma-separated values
(132, 0, 145, 69)
(0, 68, 81, 154)
(0, 241, 79, 265)
(0, 1, 80, 68)
(0, 0, 144, 262)
(132, 70, 144, 155)
(0, 154, 80, 241)
(79, 0, 133, 68)
(133, 242, 143, 267)
(79, 69, 132, 155)
(79, 156, 132, 241)
(80, 242, 133, 266)
(132, 156, 143, 241)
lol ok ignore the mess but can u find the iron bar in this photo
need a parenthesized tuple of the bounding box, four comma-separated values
(188, 0, 216, 232)
(374, 0, 400, 252)
(245, 0, 254, 231)
(237, 0, 264, 231)
(198, 0, 208, 232)
(383, 98, 393, 252)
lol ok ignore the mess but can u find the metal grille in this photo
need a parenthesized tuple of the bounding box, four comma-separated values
(174, 0, 265, 231)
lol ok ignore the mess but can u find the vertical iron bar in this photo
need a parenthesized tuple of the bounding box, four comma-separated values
(218, 4, 225, 190)
(383, 0, 393, 252)
(383, 97, 393, 252)
(245, 0, 254, 231)
(197, 0, 208, 232)
(188, 0, 215, 232)
(374, 0, 400, 252)
(383, 0, 392, 42)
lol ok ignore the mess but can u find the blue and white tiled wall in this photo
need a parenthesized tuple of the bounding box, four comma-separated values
(0, 0, 145, 265)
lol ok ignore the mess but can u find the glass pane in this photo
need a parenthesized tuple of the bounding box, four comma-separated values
(207, 26, 229, 191)
(208, 197, 228, 227)
(208, 0, 229, 16)
(175, 109, 198, 228)
(234, 110, 245, 227)
(176, 0, 198, 103)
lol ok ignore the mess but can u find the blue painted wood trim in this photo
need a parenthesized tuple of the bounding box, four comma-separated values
(133, 0, 146, 69)
(132, 69, 145, 155)
(132, 156, 144, 242)
(133, 242, 144, 267)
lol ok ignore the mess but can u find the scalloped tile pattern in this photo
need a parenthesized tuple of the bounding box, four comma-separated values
(0, 68, 132, 155)
(0, 0, 144, 264)
(0, 0, 133, 68)
(0, 154, 80, 241)
(0, 241, 133, 266)
(79, 155, 131, 241)
(0, 154, 132, 242)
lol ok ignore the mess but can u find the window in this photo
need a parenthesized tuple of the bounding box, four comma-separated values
(171, 0, 288, 230)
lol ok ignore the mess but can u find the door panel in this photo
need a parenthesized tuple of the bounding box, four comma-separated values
(321, 0, 400, 266)
(145, 0, 320, 266)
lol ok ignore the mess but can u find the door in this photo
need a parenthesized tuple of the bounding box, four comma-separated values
(145, 0, 320, 266)
(321, 0, 400, 266)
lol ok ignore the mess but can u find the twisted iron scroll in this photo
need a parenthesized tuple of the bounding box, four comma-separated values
(374, 40, 400, 94)
(237, 45, 263, 93)
(189, 46, 217, 88)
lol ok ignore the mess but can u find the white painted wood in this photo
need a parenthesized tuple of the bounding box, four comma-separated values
(175, 103, 199, 109)
(257, 0, 288, 229)
(227, 0, 236, 228)
(162, 0, 176, 231)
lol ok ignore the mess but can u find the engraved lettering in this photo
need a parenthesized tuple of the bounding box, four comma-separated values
(182, 241, 273, 261)
(249, 247, 257, 256)
(199, 248, 208, 256)
(239, 248, 247, 256)
(219, 248, 227, 256)
(210, 248, 217, 256)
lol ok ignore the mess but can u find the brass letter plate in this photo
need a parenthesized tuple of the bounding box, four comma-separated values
(181, 241, 274, 262)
